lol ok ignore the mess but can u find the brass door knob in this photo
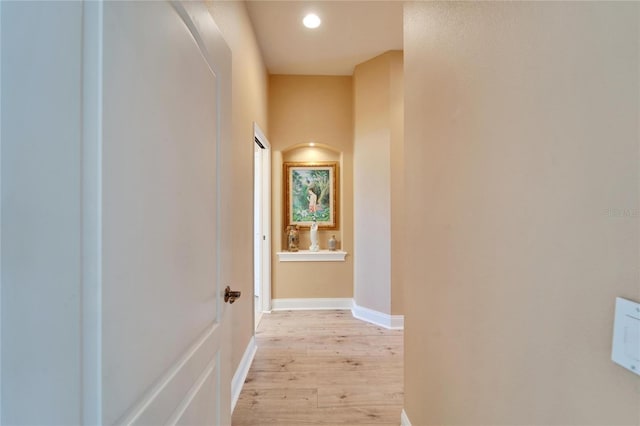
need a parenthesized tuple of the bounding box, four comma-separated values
(224, 286, 241, 304)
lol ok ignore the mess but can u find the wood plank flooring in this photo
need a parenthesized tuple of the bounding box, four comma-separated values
(232, 310, 404, 426)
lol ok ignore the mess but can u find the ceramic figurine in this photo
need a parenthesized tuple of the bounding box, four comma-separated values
(309, 219, 319, 252)
(287, 225, 299, 252)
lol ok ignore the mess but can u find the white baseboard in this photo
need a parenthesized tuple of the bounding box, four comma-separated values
(351, 301, 404, 330)
(390, 314, 405, 329)
(231, 336, 257, 412)
(401, 409, 412, 426)
(269, 298, 404, 329)
(271, 298, 353, 311)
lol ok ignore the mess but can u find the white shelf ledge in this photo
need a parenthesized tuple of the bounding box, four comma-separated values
(276, 250, 347, 262)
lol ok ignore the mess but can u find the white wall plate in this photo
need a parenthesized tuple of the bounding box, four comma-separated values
(612, 297, 640, 376)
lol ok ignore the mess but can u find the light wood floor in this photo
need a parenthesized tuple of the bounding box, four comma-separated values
(232, 310, 404, 426)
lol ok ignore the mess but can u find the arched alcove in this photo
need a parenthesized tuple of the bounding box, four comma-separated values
(281, 143, 343, 249)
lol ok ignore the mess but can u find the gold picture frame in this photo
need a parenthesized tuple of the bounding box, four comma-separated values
(284, 162, 339, 230)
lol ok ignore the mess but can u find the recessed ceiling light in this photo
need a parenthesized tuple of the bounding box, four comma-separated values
(303, 13, 321, 29)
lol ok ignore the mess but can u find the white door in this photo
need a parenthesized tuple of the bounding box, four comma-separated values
(100, 2, 233, 424)
(0, 1, 233, 424)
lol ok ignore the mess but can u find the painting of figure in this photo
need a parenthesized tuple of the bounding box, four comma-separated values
(284, 162, 338, 229)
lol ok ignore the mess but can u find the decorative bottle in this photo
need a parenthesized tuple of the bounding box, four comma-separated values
(328, 235, 337, 251)
(287, 225, 299, 252)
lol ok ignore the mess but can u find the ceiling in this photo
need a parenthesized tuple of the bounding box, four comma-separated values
(245, 1, 403, 76)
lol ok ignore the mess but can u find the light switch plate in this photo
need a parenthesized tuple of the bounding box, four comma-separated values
(612, 297, 640, 376)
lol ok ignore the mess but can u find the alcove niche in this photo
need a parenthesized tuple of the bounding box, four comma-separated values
(271, 142, 354, 301)
(281, 143, 341, 251)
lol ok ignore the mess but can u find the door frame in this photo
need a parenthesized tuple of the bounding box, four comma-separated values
(253, 122, 271, 315)
(0, 1, 4, 420)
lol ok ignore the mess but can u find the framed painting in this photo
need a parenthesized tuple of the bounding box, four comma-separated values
(284, 162, 339, 230)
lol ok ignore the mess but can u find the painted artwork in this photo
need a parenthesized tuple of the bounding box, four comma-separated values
(284, 162, 338, 229)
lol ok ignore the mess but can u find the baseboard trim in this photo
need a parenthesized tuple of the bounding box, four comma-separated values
(390, 314, 405, 329)
(271, 298, 353, 311)
(351, 301, 404, 330)
(401, 409, 412, 426)
(231, 336, 257, 412)
(270, 298, 404, 329)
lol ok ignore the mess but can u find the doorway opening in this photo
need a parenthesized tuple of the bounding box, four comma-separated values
(253, 123, 271, 329)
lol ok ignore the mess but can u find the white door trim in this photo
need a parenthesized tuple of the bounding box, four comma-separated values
(0, 1, 4, 420)
(81, 1, 103, 423)
(0, 1, 4, 419)
(254, 122, 272, 313)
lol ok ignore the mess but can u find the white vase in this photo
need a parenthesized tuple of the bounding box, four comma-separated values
(309, 222, 319, 252)
(328, 235, 337, 251)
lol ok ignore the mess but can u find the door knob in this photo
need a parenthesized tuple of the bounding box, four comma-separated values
(224, 286, 241, 304)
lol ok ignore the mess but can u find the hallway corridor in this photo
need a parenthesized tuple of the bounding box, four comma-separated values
(232, 311, 403, 425)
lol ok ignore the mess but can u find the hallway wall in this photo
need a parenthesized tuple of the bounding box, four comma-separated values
(353, 51, 404, 315)
(403, 2, 640, 424)
(206, 1, 268, 373)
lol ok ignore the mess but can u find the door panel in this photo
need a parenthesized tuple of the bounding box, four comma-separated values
(102, 2, 229, 424)
(172, 367, 217, 425)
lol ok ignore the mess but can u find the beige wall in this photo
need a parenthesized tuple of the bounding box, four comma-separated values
(353, 51, 404, 315)
(269, 75, 353, 299)
(206, 1, 268, 371)
(404, 2, 639, 425)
